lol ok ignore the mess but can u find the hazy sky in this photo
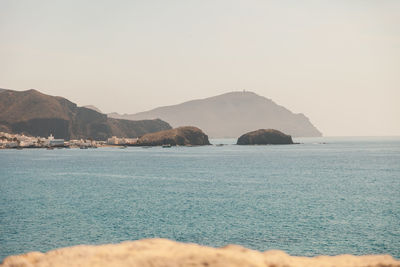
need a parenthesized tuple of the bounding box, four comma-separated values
(1, 0, 399, 136)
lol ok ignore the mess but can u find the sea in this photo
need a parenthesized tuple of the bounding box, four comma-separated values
(0, 137, 399, 261)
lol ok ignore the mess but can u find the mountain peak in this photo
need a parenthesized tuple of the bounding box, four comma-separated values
(212, 91, 261, 99)
(109, 91, 322, 137)
(222, 90, 258, 95)
(24, 89, 42, 95)
(83, 105, 102, 113)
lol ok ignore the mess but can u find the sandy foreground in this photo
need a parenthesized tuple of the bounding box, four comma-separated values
(1, 238, 399, 267)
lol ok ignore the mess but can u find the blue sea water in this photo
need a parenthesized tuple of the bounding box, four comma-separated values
(0, 137, 399, 261)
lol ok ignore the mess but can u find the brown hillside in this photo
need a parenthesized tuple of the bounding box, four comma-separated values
(0, 89, 171, 140)
(137, 126, 210, 146)
(0, 89, 74, 122)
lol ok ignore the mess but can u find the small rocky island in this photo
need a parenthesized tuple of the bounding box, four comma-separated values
(237, 129, 294, 145)
(136, 126, 210, 146)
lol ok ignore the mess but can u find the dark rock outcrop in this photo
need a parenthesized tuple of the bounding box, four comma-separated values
(137, 126, 210, 146)
(109, 91, 322, 138)
(0, 89, 172, 140)
(237, 129, 294, 145)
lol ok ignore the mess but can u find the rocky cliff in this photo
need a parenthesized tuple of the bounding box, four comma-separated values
(0, 89, 171, 140)
(137, 126, 210, 146)
(109, 91, 322, 138)
(237, 129, 294, 145)
(1, 239, 398, 267)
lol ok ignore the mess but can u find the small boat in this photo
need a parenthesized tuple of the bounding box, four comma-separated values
(80, 146, 88, 149)
(216, 144, 224, 147)
(46, 147, 54, 150)
(120, 145, 127, 149)
(162, 144, 172, 148)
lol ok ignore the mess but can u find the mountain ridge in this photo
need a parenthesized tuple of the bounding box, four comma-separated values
(83, 105, 102, 113)
(109, 91, 322, 137)
(0, 89, 171, 140)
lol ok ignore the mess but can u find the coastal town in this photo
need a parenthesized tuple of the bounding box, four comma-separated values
(0, 131, 138, 149)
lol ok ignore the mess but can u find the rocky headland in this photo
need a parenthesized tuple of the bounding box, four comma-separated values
(136, 126, 211, 146)
(0, 89, 171, 140)
(237, 129, 294, 145)
(108, 91, 323, 138)
(1, 239, 398, 267)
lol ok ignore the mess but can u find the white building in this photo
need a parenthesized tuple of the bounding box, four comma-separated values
(107, 136, 119, 145)
(107, 136, 138, 145)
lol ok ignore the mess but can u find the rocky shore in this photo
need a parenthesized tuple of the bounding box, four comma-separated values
(2, 239, 398, 267)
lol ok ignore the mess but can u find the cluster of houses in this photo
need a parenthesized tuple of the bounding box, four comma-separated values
(0, 132, 139, 149)
(106, 136, 138, 145)
(0, 132, 63, 148)
(0, 132, 97, 149)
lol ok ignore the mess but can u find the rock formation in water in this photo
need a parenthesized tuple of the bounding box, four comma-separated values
(237, 129, 294, 145)
(137, 126, 210, 146)
(108, 91, 322, 138)
(0, 89, 172, 140)
(1, 239, 398, 267)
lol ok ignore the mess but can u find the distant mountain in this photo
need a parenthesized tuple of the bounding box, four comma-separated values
(83, 105, 102, 113)
(108, 91, 322, 137)
(0, 89, 171, 140)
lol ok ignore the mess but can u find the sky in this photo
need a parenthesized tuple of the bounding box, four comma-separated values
(1, 0, 399, 136)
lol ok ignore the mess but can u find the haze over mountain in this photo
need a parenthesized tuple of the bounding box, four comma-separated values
(109, 91, 322, 138)
(0, 89, 171, 140)
(83, 105, 102, 113)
